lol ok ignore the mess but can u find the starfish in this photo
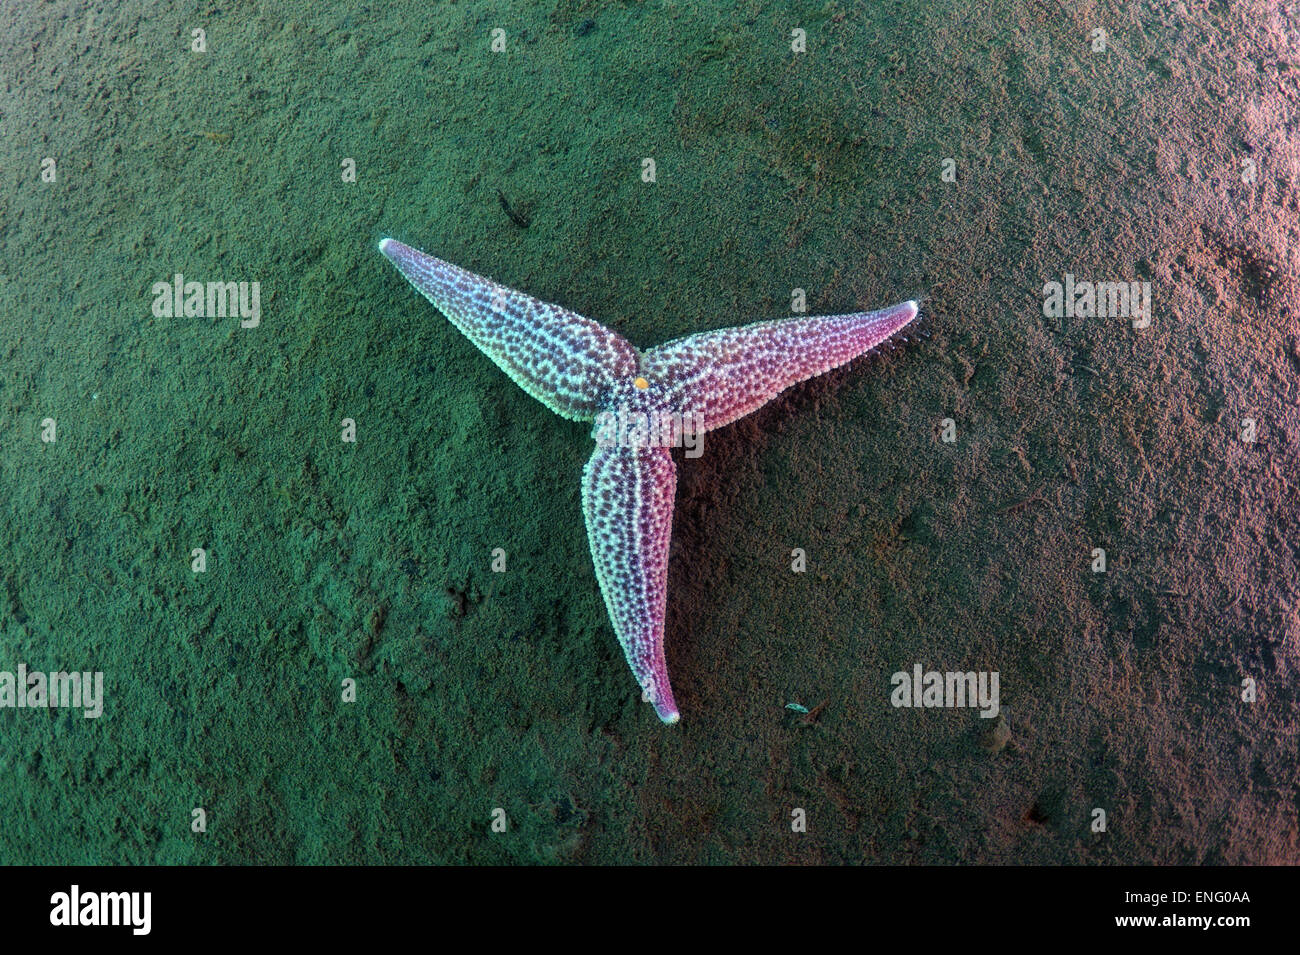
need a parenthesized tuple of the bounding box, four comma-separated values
(379, 237, 917, 724)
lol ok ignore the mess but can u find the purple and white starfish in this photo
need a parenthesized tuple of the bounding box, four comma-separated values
(380, 237, 917, 724)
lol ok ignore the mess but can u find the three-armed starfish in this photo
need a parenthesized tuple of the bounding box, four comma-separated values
(380, 238, 917, 724)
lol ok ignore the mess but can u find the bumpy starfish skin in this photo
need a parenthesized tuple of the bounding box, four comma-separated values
(378, 238, 638, 420)
(582, 444, 678, 721)
(646, 313, 919, 433)
(380, 237, 918, 723)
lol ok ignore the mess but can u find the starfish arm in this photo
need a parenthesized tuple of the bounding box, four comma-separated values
(643, 300, 918, 432)
(380, 238, 640, 421)
(581, 444, 680, 723)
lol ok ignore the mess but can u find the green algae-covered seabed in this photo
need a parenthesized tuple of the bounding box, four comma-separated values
(1, 0, 1296, 864)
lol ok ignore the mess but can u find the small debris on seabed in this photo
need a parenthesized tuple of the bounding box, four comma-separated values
(497, 189, 531, 228)
(980, 712, 1012, 754)
(787, 699, 828, 725)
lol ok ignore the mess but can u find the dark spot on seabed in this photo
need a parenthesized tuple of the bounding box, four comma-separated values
(574, 18, 596, 37)
(446, 585, 469, 617)
(445, 580, 485, 618)
(4, 573, 28, 625)
(1024, 786, 1065, 826)
(367, 604, 388, 640)
(1024, 801, 1051, 825)
(554, 793, 588, 826)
